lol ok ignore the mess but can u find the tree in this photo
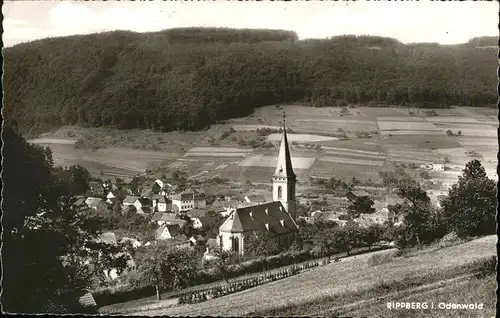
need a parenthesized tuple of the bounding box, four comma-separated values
(213, 250, 241, 283)
(199, 210, 226, 238)
(245, 231, 281, 258)
(1, 126, 127, 313)
(135, 246, 200, 299)
(347, 196, 375, 217)
(419, 171, 431, 180)
(333, 221, 361, 256)
(440, 160, 496, 237)
(446, 129, 454, 136)
(360, 224, 384, 250)
(457, 130, 462, 136)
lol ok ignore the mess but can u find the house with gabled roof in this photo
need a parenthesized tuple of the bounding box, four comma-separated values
(156, 223, 182, 240)
(151, 212, 186, 227)
(186, 209, 209, 229)
(346, 190, 371, 202)
(123, 196, 139, 206)
(155, 195, 172, 212)
(244, 195, 267, 204)
(85, 197, 107, 211)
(171, 190, 207, 212)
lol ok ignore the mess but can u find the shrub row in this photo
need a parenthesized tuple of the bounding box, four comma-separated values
(92, 285, 156, 307)
(179, 260, 327, 304)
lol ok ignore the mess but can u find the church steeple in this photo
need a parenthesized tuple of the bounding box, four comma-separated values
(272, 110, 297, 220)
(273, 111, 296, 179)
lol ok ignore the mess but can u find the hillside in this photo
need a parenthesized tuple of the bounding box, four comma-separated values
(131, 235, 496, 316)
(3, 28, 497, 136)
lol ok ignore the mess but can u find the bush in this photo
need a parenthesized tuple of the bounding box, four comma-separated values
(92, 285, 156, 307)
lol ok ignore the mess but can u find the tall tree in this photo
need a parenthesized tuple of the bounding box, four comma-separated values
(347, 196, 376, 217)
(1, 126, 127, 313)
(440, 160, 496, 237)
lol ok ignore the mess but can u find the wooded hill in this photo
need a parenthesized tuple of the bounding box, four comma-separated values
(3, 28, 497, 136)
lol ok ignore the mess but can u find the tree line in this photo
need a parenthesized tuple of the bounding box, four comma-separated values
(3, 28, 496, 136)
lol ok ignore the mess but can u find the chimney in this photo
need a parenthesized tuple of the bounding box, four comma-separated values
(265, 223, 269, 231)
(265, 208, 269, 215)
(249, 211, 253, 218)
(280, 219, 284, 227)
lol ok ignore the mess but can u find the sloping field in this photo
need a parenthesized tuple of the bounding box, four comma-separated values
(425, 117, 481, 124)
(238, 155, 316, 169)
(137, 235, 496, 317)
(231, 124, 282, 131)
(266, 133, 338, 142)
(377, 120, 436, 131)
(357, 107, 409, 117)
(292, 119, 378, 133)
(380, 130, 445, 136)
(33, 143, 180, 176)
(321, 146, 385, 156)
(319, 156, 385, 167)
(381, 135, 462, 149)
(377, 117, 426, 123)
(309, 160, 381, 180)
(323, 151, 387, 161)
(386, 149, 443, 163)
(30, 138, 78, 145)
(221, 165, 309, 183)
(457, 137, 497, 148)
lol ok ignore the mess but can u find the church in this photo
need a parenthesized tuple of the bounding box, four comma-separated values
(218, 116, 299, 255)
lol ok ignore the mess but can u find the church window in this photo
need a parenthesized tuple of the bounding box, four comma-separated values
(277, 186, 283, 199)
(232, 237, 239, 252)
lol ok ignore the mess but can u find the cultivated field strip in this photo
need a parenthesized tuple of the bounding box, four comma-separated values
(295, 118, 377, 125)
(321, 146, 385, 156)
(183, 152, 249, 158)
(377, 121, 436, 131)
(230, 124, 282, 131)
(319, 156, 385, 166)
(386, 149, 443, 160)
(425, 116, 481, 124)
(188, 147, 251, 153)
(377, 117, 426, 122)
(238, 155, 316, 169)
(267, 133, 339, 142)
(380, 130, 445, 136)
(323, 151, 387, 161)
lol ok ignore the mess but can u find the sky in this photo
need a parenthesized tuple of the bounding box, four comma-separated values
(3, 1, 498, 47)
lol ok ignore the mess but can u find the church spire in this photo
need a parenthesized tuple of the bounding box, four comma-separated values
(273, 110, 296, 179)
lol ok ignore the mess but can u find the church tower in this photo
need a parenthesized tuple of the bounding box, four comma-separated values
(272, 111, 297, 220)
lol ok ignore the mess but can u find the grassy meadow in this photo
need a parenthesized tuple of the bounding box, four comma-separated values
(29, 105, 497, 185)
(131, 235, 496, 317)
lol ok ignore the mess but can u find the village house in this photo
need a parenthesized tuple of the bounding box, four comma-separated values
(151, 212, 187, 227)
(171, 190, 207, 212)
(89, 181, 106, 196)
(156, 235, 191, 250)
(185, 209, 208, 229)
(72, 196, 88, 212)
(123, 196, 139, 207)
(156, 223, 182, 240)
(155, 195, 172, 212)
(85, 197, 107, 211)
(133, 198, 152, 214)
(345, 190, 371, 202)
(106, 191, 118, 204)
(244, 195, 267, 204)
(218, 118, 299, 255)
(119, 237, 142, 248)
(97, 232, 137, 281)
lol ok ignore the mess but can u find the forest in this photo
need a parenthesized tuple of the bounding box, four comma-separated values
(3, 28, 497, 136)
